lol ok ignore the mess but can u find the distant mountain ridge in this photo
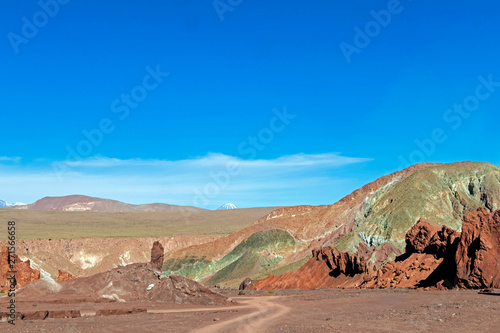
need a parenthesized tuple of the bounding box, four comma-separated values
(21, 195, 206, 213)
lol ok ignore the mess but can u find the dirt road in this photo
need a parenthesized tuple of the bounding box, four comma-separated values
(191, 296, 290, 333)
(3, 289, 500, 332)
(149, 296, 290, 332)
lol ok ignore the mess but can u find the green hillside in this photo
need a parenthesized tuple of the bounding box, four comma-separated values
(163, 229, 296, 285)
(337, 162, 500, 255)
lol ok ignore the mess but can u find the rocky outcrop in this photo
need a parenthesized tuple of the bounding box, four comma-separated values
(57, 269, 76, 282)
(455, 207, 500, 288)
(0, 246, 40, 292)
(17, 242, 234, 306)
(239, 277, 252, 290)
(0, 236, 221, 280)
(250, 247, 373, 290)
(312, 247, 369, 277)
(150, 241, 165, 272)
(405, 220, 459, 256)
(361, 253, 443, 289)
(362, 220, 460, 289)
(361, 208, 499, 289)
(252, 207, 500, 291)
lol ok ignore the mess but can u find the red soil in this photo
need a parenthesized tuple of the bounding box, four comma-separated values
(57, 270, 75, 282)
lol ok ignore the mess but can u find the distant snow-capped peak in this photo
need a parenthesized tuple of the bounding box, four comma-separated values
(0, 200, 27, 208)
(216, 203, 238, 210)
(3, 202, 27, 207)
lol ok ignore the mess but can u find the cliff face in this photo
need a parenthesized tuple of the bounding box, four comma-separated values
(455, 207, 500, 288)
(0, 236, 220, 281)
(16, 242, 233, 307)
(0, 246, 40, 292)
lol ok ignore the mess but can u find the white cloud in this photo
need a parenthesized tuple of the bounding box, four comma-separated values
(0, 156, 21, 163)
(0, 153, 371, 208)
(58, 152, 370, 169)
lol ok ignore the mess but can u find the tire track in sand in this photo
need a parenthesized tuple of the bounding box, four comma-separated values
(192, 296, 290, 333)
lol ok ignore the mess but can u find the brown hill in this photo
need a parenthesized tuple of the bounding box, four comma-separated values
(26, 195, 206, 213)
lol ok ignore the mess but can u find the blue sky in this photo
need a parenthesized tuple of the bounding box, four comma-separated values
(1, 0, 499, 209)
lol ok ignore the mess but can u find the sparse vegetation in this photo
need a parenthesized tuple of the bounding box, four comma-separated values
(164, 229, 296, 284)
(251, 256, 310, 280)
(340, 162, 500, 252)
(207, 229, 296, 284)
(0, 207, 278, 239)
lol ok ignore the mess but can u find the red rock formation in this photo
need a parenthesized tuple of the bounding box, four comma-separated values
(250, 247, 371, 290)
(361, 254, 443, 289)
(57, 269, 76, 282)
(405, 220, 460, 257)
(455, 207, 500, 288)
(362, 220, 460, 289)
(312, 247, 368, 276)
(150, 240, 165, 271)
(0, 246, 40, 292)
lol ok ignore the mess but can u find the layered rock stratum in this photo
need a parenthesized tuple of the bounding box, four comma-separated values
(250, 207, 500, 290)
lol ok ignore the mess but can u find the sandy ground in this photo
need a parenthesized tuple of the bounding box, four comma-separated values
(1, 289, 499, 332)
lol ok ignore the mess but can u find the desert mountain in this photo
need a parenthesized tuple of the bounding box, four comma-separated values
(23, 195, 206, 213)
(164, 162, 500, 287)
(249, 207, 500, 290)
